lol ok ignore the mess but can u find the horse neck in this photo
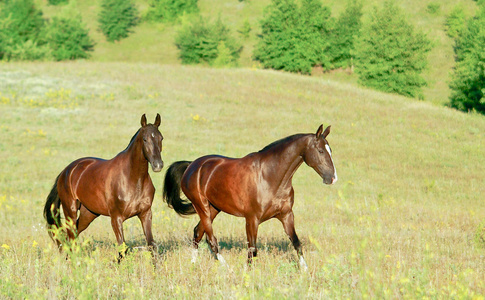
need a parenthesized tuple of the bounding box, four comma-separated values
(259, 134, 310, 189)
(119, 131, 149, 177)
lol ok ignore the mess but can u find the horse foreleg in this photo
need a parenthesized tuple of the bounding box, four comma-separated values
(61, 200, 78, 244)
(245, 217, 259, 266)
(110, 214, 126, 262)
(138, 209, 157, 254)
(278, 210, 308, 272)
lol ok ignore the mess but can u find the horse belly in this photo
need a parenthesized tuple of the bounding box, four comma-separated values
(203, 167, 256, 217)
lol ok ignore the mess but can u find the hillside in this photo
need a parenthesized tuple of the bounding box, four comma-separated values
(37, 0, 479, 106)
(0, 62, 484, 297)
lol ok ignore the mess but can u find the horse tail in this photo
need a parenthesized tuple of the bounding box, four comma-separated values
(163, 161, 196, 216)
(44, 175, 61, 229)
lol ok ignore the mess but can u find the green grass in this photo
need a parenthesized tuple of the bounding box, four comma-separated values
(0, 62, 484, 298)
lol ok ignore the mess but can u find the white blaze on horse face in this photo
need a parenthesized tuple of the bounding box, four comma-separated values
(325, 144, 338, 184)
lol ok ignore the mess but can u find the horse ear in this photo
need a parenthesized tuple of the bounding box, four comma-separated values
(323, 125, 331, 138)
(141, 114, 147, 127)
(154, 113, 161, 127)
(316, 124, 324, 138)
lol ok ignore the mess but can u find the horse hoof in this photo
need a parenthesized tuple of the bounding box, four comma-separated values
(216, 253, 227, 266)
(191, 249, 198, 263)
(299, 256, 308, 272)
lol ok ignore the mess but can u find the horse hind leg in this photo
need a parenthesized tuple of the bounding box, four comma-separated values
(194, 203, 226, 265)
(60, 197, 79, 245)
(76, 204, 98, 236)
(192, 205, 220, 263)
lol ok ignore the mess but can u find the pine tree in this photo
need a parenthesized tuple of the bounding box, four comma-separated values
(98, 0, 138, 42)
(0, 0, 47, 60)
(328, 0, 363, 70)
(46, 16, 94, 60)
(253, 0, 333, 74)
(175, 16, 241, 65)
(449, 6, 485, 114)
(354, 1, 432, 98)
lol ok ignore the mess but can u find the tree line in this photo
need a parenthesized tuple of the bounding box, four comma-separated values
(0, 0, 483, 114)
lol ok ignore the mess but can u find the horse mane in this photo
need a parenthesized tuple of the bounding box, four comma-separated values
(123, 128, 141, 151)
(258, 134, 306, 153)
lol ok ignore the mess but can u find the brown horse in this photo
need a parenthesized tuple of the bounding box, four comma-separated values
(44, 114, 163, 258)
(163, 125, 337, 270)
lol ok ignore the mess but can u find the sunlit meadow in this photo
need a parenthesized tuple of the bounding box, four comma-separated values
(0, 62, 484, 298)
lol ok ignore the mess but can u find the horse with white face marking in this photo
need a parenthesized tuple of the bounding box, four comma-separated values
(163, 125, 337, 270)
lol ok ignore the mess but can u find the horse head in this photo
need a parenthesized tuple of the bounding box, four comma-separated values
(302, 124, 337, 185)
(140, 113, 164, 172)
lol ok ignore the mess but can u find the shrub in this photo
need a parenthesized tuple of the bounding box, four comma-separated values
(0, 0, 46, 60)
(254, 0, 333, 75)
(45, 16, 94, 60)
(449, 6, 485, 114)
(175, 16, 241, 66)
(98, 0, 139, 42)
(144, 0, 198, 23)
(354, 1, 432, 98)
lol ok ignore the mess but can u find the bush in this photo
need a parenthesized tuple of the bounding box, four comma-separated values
(254, 0, 333, 75)
(0, 0, 46, 60)
(175, 16, 241, 66)
(449, 7, 485, 114)
(45, 16, 94, 60)
(144, 0, 198, 23)
(354, 1, 432, 98)
(98, 0, 139, 42)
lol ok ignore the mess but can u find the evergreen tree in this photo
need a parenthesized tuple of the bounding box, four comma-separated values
(354, 1, 432, 98)
(445, 5, 466, 38)
(175, 16, 241, 65)
(45, 16, 94, 60)
(253, 0, 333, 74)
(449, 6, 485, 114)
(144, 0, 198, 23)
(328, 0, 363, 70)
(98, 0, 138, 42)
(0, 0, 46, 60)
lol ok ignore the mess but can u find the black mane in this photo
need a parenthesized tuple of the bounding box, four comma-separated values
(123, 128, 141, 151)
(258, 134, 306, 153)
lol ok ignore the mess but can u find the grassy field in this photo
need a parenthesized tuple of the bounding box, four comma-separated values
(0, 61, 484, 298)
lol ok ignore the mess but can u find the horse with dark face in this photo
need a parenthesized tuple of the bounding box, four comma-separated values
(44, 114, 164, 258)
(163, 125, 337, 270)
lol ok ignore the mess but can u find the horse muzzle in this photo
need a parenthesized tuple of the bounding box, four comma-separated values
(151, 160, 163, 172)
(323, 175, 337, 185)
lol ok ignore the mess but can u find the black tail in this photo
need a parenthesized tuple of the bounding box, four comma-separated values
(44, 175, 61, 229)
(163, 161, 196, 216)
